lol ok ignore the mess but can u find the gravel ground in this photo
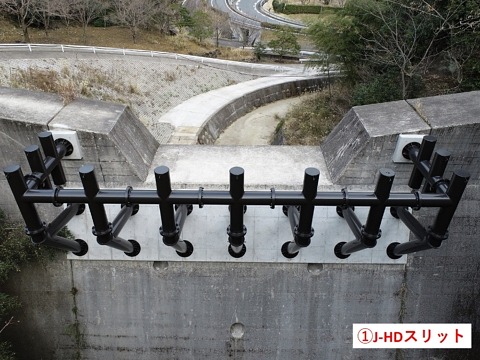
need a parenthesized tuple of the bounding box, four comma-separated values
(0, 57, 259, 143)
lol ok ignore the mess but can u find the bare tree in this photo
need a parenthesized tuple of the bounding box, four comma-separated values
(153, 0, 182, 35)
(352, 0, 453, 99)
(111, 0, 157, 43)
(70, 0, 108, 42)
(209, 8, 230, 47)
(35, 0, 58, 37)
(0, 0, 38, 42)
(354, 0, 480, 98)
(50, 0, 76, 27)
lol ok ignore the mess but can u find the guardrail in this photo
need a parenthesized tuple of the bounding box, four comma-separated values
(0, 43, 310, 75)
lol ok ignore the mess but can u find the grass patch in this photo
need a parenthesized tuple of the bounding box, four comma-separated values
(0, 17, 254, 61)
(8, 63, 145, 105)
(276, 83, 351, 145)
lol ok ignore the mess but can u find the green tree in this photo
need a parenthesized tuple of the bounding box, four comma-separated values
(253, 41, 267, 61)
(189, 10, 213, 43)
(308, 0, 480, 103)
(268, 27, 301, 59)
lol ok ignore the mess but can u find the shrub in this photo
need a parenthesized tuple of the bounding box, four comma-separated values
(283, 5, 323, 14)
(0, 209, 61, 359)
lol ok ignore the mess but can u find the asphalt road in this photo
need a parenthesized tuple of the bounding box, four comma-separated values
(210, 0, 304, 29)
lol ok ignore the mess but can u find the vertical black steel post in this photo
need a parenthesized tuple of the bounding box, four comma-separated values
(406, 135, 436, 189)
(24, 145, 52, 189)
(422, 149, 450, 193)
(4, 165, 47, 244)
(227, 167, 247, 258)
(335, 168, 395, 258)
(38, 131, 68, 186)
(155, 166, 193, 257)
(80, 164, 136, 255)
(281, 168, 319, 258)
(388, 169, 470, 259)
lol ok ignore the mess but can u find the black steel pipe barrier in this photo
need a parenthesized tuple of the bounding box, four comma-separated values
(281, 168, 319, 258)
(2, 132, 471, 260)
(386, 136, 470, 259)
(80, 165, 140, 257)
(155, 166, 194, 257)
(334, 168, 395, 258)
(227, 167, 247, 258)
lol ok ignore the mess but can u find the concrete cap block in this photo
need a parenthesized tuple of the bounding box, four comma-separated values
(407, 90, 480, 128)
(0, 86, 64, 125)
(49, 98, 126, 133)
(353, 100, 430, 137)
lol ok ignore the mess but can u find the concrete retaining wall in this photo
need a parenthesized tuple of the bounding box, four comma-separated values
(162, 76, 326, 145)
(198, 77, 325, 144)
(1, 88, 479, 359)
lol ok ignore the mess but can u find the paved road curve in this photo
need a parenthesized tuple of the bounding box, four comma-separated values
(210, 0, 304, 29)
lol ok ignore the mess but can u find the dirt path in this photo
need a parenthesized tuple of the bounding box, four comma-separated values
(214, 95, 313, 145)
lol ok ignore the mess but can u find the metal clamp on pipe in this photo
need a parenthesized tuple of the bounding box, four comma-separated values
(335, 168, 395, 259)
(281, 168, 319, 259)
(227, 167, 247, 258)
(80, 165, 140, 257)
(155, 166, 194, 257)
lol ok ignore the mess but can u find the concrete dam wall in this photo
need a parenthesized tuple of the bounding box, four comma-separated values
(0, 87, 479, 359)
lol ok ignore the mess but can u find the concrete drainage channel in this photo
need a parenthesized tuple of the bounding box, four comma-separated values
(163, 76, 327, 145)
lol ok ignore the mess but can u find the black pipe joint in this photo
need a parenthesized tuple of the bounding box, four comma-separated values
(92, 223, 113, 245)
(160, 225, 180, 246)
(360, 226, 381, 248)
(25, 222, 47, 244)
(227, 225, 247, 247)
(426, 227, 449, 248)
(293, 226, 313, 248)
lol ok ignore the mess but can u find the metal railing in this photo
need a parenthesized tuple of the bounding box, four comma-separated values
(0, 43, 307, 75)
(3, 132, 470, 260)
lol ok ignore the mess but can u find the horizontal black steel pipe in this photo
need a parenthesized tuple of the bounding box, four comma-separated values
(21, 189, 453, 207)
(47, 203, 83, 235)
